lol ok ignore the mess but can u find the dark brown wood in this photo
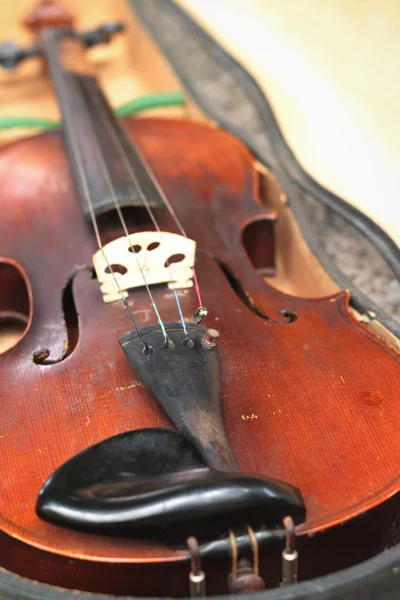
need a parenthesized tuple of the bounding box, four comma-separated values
(0, 118, 399, 595)
(40, 27, 165, 219)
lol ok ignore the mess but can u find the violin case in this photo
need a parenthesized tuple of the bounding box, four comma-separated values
(129, 0, 400, 341)
(0, 0, 399, 598)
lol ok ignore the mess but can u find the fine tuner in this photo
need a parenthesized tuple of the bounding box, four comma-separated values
(186, 520, 298, 597)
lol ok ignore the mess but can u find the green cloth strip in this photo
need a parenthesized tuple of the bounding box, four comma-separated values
(0, 91, 186, 131)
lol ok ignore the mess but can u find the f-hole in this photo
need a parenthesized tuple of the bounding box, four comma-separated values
(32, 270, 80, 365)
(242, 218, 275, 277)
(217, 260, 297, 324)
(0, 259, 32, 354)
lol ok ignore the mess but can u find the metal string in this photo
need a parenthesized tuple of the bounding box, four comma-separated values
(81, 77, 188, 341)
(229, 530, 238, 580)
(247, 526, 259, 576)
(84, 79, 204, 319)
(48, 51, 149, 348)
(74, 76, 171, 343)
(124, 129, 205, 309)
(47, 29, 206, 348)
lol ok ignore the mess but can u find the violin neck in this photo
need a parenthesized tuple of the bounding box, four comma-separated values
(41, 27, 164, 221)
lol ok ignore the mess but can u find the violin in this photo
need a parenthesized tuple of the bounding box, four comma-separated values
(0, 1, 399, 597)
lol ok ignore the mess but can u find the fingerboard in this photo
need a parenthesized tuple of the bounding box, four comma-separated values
(41, 27, 164, 220)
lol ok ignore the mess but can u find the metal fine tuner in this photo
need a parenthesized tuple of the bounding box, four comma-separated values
(281, 516, 299, 586)
(187, 537, 206, 598)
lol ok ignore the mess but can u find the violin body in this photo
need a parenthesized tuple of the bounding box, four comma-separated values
(0, 117, 399, 595)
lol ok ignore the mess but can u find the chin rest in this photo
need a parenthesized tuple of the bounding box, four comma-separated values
(37, 428, 305, 539)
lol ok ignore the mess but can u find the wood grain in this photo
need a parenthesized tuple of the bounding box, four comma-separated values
(0, 118, 399, 594)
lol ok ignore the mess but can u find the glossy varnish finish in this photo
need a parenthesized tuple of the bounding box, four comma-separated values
(0, 119, 399, 595)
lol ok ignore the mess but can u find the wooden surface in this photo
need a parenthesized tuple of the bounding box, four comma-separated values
(0, 118, 399, 594)
(175, 0, 400, 246)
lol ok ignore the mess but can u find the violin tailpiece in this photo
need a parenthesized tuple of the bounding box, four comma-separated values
(119, 321, 235, 471)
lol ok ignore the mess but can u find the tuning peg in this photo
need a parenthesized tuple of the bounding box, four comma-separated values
(0, 41, 41, 70)
(0, 22, 124, 71)
(80, 22, 125, 48)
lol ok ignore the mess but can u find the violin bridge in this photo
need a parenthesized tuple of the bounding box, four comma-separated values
(92, 231, 196, 303)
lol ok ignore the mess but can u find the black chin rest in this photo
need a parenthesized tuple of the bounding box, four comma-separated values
(37, 428, 305, 539)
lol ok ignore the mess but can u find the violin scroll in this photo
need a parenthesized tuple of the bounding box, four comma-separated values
(24, 0, 74, 33)
(0, 0, 123, 72)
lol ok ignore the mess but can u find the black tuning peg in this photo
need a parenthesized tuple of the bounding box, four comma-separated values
(0, 41, 41, 70)
(80, 22, 125, 48)
(0, 22, 124, 70)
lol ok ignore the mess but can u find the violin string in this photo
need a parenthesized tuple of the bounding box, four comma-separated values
(84, 78, 204, 314)
(81, 80, 185, 340)
(46, 42, 148, 347)
(74, 76, 171, 344)
(83, 78, 193, 339)
(124, 132, 205, 309)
